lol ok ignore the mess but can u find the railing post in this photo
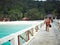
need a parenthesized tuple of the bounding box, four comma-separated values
(33, 27, 36, 34)
(35, 26, 38, 32)
(31, 28, 34, 36)
(27, 31, 29, 40)
(40, 23, 42, 28)
(10, 36, 18, 45)
(25, 31, 29, 41)
(18, 35, 21, 45)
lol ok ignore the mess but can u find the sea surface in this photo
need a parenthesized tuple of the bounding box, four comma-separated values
(0, 24, 32, 45)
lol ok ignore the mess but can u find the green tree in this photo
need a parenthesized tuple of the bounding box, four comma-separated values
(25, 8, 45, 20)
(8, 8, 22, 20)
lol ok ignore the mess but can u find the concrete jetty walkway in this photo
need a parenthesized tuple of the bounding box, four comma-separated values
(27, 22, 60, 45)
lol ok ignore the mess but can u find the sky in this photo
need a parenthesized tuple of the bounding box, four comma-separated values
(34, 0, 46, 1)
(34, 0, 60, 1)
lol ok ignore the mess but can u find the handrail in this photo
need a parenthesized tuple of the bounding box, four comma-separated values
(0, 21, 44, 45)
(54, 19, 60, 24)
(53, 19, 60, 30)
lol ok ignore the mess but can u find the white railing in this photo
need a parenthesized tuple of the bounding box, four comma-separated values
(54, 19, 60, 24)
(0, 21, 44, 45)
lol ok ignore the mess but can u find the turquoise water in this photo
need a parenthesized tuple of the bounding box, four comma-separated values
(0, 24, 32, 45)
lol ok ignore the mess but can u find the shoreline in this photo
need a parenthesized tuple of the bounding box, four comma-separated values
(0, 20, 43, 25)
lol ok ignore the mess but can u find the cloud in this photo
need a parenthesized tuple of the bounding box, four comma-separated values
(34, 0, 46, 1)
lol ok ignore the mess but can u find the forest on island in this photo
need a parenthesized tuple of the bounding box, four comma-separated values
(0, 0, 60, 21)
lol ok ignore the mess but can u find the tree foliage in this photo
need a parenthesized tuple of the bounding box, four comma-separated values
(0, 0, 60, 20)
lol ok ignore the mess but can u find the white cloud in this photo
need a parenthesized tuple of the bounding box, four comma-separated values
(34, 0, 46, 1)
(42, 0, 46, 1)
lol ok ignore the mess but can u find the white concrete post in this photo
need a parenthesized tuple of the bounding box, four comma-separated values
(33, 27, 36, 35)
(10, 36, 18, 45)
